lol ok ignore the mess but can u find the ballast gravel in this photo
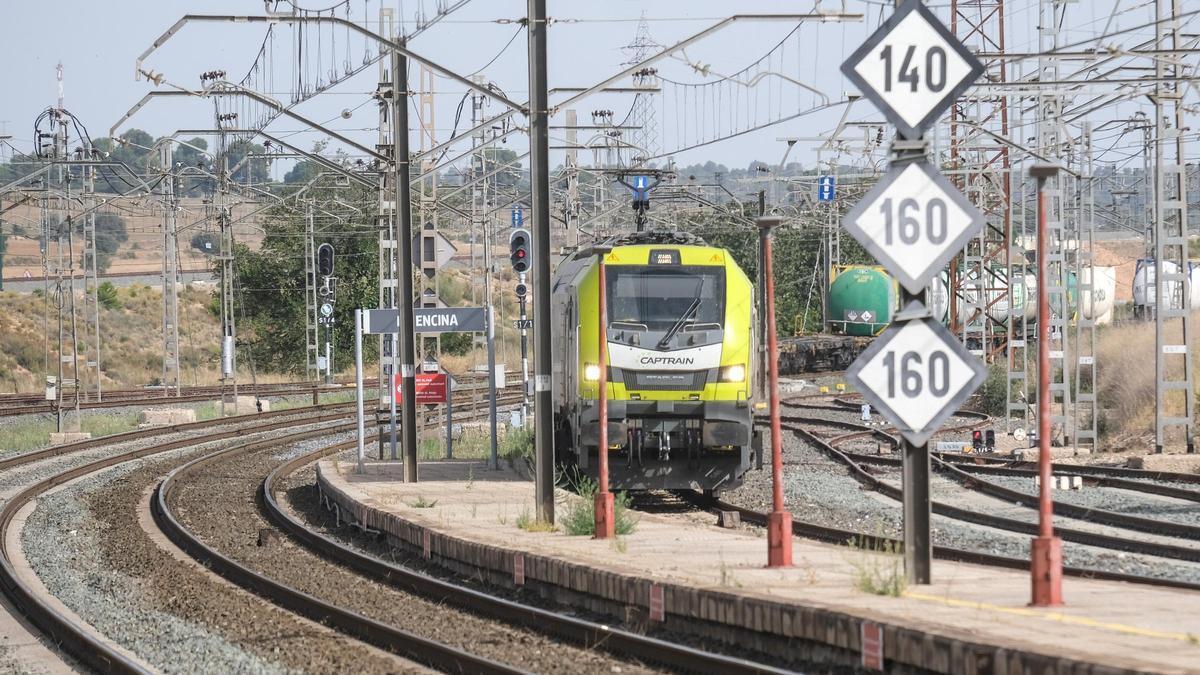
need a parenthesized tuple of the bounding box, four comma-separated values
(19, 426, 414, 674)
(722, 421, 1200, 586)
(170, 433, 662, 675)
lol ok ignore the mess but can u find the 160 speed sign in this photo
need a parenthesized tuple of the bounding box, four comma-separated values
(847, 309, 987, 446)
(843, 160, 983, 293)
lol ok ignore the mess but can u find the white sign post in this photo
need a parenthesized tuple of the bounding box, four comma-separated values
(841, 0, 985, 585)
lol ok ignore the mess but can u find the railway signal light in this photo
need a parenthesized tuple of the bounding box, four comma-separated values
(317, 243, 335, 277)
(515, 283, 528, 298)
(509, 228, 530, 274)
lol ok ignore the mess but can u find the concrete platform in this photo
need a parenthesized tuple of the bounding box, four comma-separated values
(316, 458, 1200, 674)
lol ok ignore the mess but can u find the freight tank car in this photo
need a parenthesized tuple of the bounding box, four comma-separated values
(550, 232, 756, 492)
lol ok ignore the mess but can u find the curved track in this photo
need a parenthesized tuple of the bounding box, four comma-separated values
(0, 406, 359, 672)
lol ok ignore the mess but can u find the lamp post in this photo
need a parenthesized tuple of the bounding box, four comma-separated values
(593, 243, 615, 539)
(1029, 162, 1063, 606)
(759, 215, 792, 567)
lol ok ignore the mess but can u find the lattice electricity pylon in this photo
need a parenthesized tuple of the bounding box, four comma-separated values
(1073, 123, 1097, 454)
(159, 143, 182, 397)
(1153, 0, 1194, 454)
(1037, 0, 1073, 447)
(79, 158, 102, 402)
(417, 63, 440, 385)
(376, 6, 396, 416)
(948, 0, 1012, 367)
(623, 14, 660, 166)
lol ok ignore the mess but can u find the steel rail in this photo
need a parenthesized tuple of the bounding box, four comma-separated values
(154, 439, 525, 675)
(931, 460, 1200, 504)
(684, 491, 1200, 592)
(0, 411, 359, 673)
(261, 444, 794, 675)
(936, 451, 1200, 486)
(779, 415, 1200, 563)
(0, 402, 355, 473)
(800, 405, 1200, 540)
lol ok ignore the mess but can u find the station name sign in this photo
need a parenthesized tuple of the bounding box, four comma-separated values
(365, 307, 487, 335)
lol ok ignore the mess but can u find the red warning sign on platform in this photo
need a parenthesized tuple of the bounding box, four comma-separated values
(392, 373, 448, 405)
(861, 621, 883, 670)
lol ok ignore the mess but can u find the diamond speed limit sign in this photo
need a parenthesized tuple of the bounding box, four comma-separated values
(847, 311, 987, 446)
(840, 0, 984, 139)
(843, 160, 983, 294)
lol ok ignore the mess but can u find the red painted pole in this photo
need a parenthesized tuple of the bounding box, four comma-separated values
(594, 246, 615, 539)
(1030, 164, 1063, 606)
(760, 216, 792, 567)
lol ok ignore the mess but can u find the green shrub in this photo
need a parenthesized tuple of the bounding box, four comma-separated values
(560, 470, 637, 536)
(501, 427, 533, 465)
(97, 282, 120, 310)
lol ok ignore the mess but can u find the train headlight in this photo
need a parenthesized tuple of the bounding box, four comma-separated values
(584, 363, 601, 381)
(719, 364, 746, 383)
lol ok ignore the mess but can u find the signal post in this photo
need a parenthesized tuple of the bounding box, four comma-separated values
(841, 0, 987, 584)
(510, 228, 532, 424)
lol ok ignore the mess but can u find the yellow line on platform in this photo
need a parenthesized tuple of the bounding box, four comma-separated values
(903, 591, 1197, 643)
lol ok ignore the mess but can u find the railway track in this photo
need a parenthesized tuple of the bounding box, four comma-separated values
(0, 407, 368, 672)
(0, 371, 514, 417)
(149, 432, 787, 674)
(0, 386, 532, 672)
(716, 400, 1200, 590)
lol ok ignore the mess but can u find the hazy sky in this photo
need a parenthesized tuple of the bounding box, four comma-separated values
(0, 0, 1175, 179)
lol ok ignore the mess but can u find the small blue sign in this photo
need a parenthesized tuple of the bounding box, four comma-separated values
(818, 175, 836, 202)
(631, 175, 651, 201)
(511, 207, 524, 228)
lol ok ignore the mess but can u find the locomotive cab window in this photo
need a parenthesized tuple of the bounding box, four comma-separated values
(607, 265, 725, 332)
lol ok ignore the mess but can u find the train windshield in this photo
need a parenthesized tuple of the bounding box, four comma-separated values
(606, 266, 725, 332)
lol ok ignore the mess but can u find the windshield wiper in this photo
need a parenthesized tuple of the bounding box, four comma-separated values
(657, 296, 701, 349)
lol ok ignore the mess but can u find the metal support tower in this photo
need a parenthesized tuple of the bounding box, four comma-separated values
(1073, 123, 1097, 453)
(471, 78, 501, 469)
(418, 64, 439, 379)
(216, 127, 238, 416)
(79, 153, 101, 402)
(564, 109, 580, 249)
(1006, 76, 1031, 435)
(1037, 0, 1072, 447)
(1153, 0, 1194, 453)
(624, 15, 660, 166)
(528, 0, 555, 523)
(949, 0, 1011, 367)
(159, 144, 181, 397)
(376, 7, 397, 457)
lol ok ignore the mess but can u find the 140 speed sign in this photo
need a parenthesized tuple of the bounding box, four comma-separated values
(847, 309, 987, 446)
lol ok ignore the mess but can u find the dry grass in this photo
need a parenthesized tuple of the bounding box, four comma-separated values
(1096, 316, 1200, 448)
(0, 284, 304, 393)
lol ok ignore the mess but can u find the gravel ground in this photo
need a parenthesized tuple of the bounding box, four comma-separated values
(169, 434, 661, 675)
(872, 467, 1200, 553)
(966, 473, 1200, 529)
(278, 454, 820, 673)
(722, 424, 1200, 585)
(19, 423, 413, 674)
